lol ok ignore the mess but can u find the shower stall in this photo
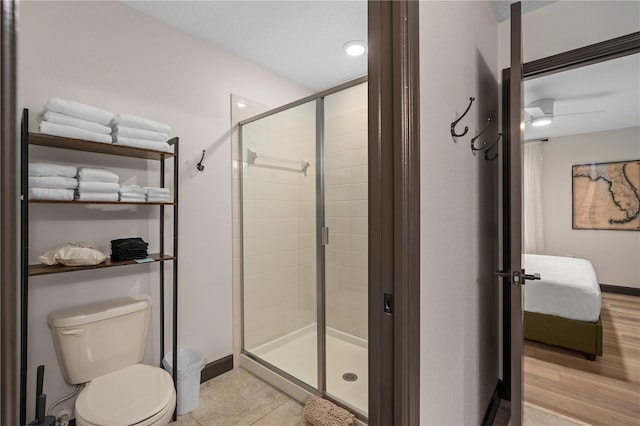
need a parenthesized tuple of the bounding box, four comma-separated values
(239, 78, 368, 416)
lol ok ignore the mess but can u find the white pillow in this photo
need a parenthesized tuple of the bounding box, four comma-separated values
(39, 242, 107, 266)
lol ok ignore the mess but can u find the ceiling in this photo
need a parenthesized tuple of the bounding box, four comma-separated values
(524, 53, 640, 141)
(490, 0, 556, 23)
(123, 0, 367, 92)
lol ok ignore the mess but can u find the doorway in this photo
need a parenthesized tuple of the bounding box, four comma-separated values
(503, 27, 640, 426)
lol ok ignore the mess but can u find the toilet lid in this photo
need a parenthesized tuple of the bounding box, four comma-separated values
(76, 364, 175, 426)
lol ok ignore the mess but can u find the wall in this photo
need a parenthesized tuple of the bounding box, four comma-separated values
(324, 83, 368, 340)
(541, 127, 640, 288)
(19, 0, 309, 417)
(241, 102, 317, 349)
(420, 1, 499, 424)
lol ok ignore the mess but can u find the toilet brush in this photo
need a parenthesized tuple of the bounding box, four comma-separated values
(29, 365, 56, 426)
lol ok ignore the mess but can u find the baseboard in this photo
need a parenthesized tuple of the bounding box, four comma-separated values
(481, 380, 502, 426)
(201, 354, 233, 383)
(600, 284, 640, 297)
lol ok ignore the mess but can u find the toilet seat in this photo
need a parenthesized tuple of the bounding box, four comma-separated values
(75, 364, 175, 426)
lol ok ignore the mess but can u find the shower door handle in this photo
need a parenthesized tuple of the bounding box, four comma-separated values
(321, 227, 329, 245)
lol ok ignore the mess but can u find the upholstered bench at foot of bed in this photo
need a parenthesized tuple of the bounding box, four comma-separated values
(524, 311, 603, 361)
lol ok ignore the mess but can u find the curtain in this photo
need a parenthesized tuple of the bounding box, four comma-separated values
(523, 141, 544, 254)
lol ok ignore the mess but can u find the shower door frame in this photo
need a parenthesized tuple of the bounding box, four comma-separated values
(238, 75, 369, 418)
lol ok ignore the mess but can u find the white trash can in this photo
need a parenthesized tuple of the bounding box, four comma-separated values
(163, 349, 204, 415)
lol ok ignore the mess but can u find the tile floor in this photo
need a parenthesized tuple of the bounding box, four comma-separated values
(171, 368, 306, 426)
(171, 367, 588, 426)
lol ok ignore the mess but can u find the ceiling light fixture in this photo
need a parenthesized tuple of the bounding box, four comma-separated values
(237, 101, 247, 109)
(531, 116, 553, 127)
(344, 40, 367, 57)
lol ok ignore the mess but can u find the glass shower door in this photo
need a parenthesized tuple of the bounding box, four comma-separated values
(241, 100, 318, 388)
(323, 82, 368, 414)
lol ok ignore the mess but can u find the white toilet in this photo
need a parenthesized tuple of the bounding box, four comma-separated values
(48, 294, 176, 426)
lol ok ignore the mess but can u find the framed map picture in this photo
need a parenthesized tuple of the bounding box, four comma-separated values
(572, 160, 640, 230)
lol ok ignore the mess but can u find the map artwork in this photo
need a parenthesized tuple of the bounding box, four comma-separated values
(572, 160, 640, 231)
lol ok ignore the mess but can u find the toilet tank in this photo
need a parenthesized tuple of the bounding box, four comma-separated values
(48, 294, 151, 384)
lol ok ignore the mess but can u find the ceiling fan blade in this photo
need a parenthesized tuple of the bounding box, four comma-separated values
(553, 110, 604, 118)
(524, 106, 544, 116)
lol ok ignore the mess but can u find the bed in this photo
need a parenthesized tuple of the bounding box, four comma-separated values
(523, 254, 603, 360)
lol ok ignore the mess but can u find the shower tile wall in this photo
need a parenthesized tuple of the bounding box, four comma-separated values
(324, 96, 368, 340)
(242, 103, 317, 350)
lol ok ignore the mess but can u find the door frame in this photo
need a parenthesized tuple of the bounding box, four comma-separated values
(1, 1, 20, 425)
(500, 30, 640, 402)
(368, 1, 421, 425)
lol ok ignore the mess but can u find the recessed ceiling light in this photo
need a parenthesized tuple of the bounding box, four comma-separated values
(237, 101, 247, 108)
(531, 116, 553, 127)
(344, 40, 367, 57)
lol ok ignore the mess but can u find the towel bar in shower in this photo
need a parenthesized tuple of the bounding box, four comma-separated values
(246, 148, 311, 176)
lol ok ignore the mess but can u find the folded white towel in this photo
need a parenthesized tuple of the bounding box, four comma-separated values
(44, 97, 113, 125)
(29, 162, 77, 178)
(113, 137, 171, 153)
(40, 121, 112, 144)
(112, 126, 168, 142)
(147, 196, 172, 203)
(41, 111, 112, 135)
(28, 187, 74, 201)
(120, 194, 146, 202)
(78, 181, 120, 193)
(76, 192, 119, 202)
(28, 176, 78, 190)
(119, 185, 146, 195)
(111, 113, 171, 134)
(144, 187, 170, 195)
(78, 168, 119, 183)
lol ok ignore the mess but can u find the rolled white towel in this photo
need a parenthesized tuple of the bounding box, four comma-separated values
(28, 176, 78, 190)
(78, 181, 120, 193)
(113, 137, 171, 153)
(28, 187, 74, 201)
(40, 121, 112, 144)
(112, 126, 168, 142)
(111, 113, 171, 134)
(44, 97, 113, 125)
(76, 192, 119, 202)
(29, 162, 77, 178)
(78, 168, 119, 183)
(40, 111, 112, 135)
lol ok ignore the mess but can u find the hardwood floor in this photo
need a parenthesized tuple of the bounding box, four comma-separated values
(524, 292, 640, 426)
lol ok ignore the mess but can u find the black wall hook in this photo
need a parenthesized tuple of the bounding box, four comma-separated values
(451, 97, 475, 138)
(470, 118, 491, 152)
(196, 150, 205, 172)
(484, 133, 502, 161)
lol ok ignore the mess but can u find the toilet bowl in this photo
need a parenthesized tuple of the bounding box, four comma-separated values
(75, 364, 175, 426)
(48, 295, 176, 426)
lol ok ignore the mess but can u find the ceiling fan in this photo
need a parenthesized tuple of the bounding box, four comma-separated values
(524, 98, 603, 127)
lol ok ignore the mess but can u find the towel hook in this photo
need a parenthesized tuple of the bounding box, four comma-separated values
(484, 133, 502, 161)
(196, 150, 206, 171)
(450, 97, 475, 138)
(470, 118, 491, 153)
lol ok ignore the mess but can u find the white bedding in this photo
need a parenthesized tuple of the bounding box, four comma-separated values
(524, 254, 601, 322)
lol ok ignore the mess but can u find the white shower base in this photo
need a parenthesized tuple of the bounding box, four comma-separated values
(249, 324, 368, 415)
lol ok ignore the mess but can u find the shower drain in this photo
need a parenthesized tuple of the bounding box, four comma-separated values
(342, 372, 358, 382)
